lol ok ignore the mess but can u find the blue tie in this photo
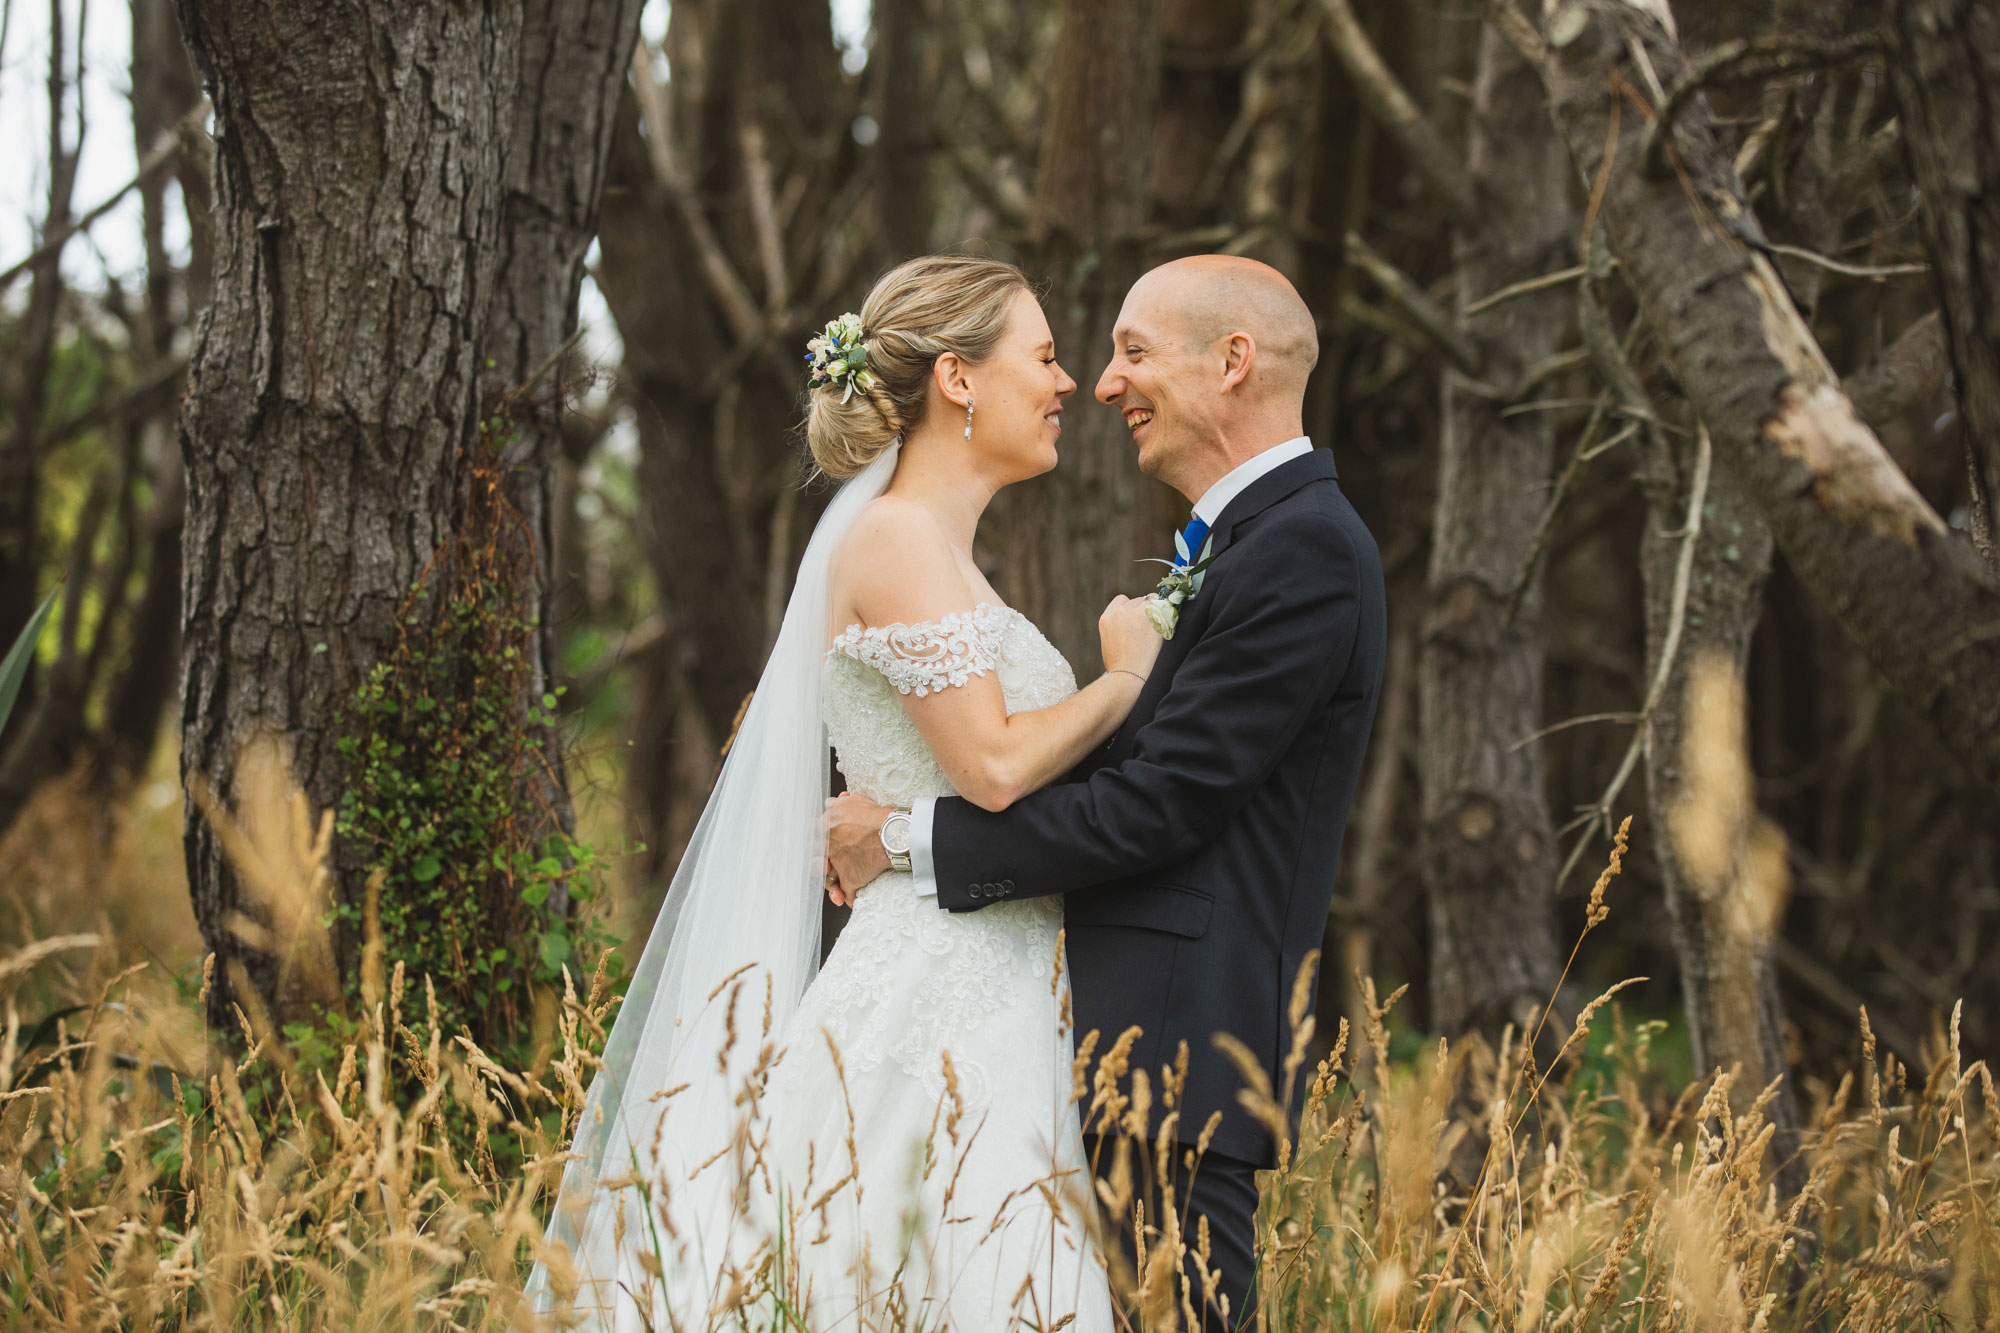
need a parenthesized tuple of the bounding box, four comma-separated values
(1176, 517, 1210, 570)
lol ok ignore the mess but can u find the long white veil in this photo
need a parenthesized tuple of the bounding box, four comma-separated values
(527, 442, 901, 1322)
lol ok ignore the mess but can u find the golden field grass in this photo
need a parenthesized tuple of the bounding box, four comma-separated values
(0, 740, 1992, 1331)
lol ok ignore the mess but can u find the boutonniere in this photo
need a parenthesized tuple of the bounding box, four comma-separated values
(1138, 530, 1217, 640)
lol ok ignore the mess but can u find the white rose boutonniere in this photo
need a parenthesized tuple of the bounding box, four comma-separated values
(1139, 529, 1217, 640)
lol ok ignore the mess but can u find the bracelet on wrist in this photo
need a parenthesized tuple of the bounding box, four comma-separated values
(1108, 667, 1148, 683)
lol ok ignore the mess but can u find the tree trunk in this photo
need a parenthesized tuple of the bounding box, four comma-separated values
(873, 0, 933, 259)
(992, 0, 1166, 670)
(174, 0, 636, 1028)
(1418, 21, 1568, 1041)
(99, 0, 207, 779)
(1622, 0, 1853, 1193)
(475, 0, 645, 910)
(601, 0, 849, 885)
(1886, 0, 2000, 567)
(1516, 0, 2000, 797)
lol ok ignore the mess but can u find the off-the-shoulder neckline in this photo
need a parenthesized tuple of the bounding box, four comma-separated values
(826, 601, 1018, 652)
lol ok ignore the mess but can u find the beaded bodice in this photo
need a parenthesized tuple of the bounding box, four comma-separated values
(822, 603, 1078, 806)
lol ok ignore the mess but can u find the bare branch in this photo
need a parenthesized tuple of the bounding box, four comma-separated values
(627, 43, 763, 345)
(1643, 31, 1885, 178)
(738, 119, 788, 309)
(940, 136, 1033, 231)
(1317, 0, 1481, 225)
(1464, 265, 1588, 316)
(1556, 425, 1713, 888)
(1529, 0, 2000, 791)
(0, 102, 208, 296)
(1763, 242, 1927, 282)
(1343, 230, 1483, 375)
(1840, 311, 1948, 431)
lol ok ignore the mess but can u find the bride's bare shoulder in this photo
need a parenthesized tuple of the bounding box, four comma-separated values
(830, 496, 970, 623)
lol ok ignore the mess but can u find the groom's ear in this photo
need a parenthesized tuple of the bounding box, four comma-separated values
(1218, 332, 1257, 395)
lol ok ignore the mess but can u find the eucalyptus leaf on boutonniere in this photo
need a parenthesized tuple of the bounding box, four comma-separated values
(1138, 532, 1218, 640)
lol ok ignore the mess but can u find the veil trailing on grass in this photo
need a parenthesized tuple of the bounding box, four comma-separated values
(526, 443, 901, 1320)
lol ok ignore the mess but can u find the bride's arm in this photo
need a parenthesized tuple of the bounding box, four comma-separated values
(834, 499, 1161, 813)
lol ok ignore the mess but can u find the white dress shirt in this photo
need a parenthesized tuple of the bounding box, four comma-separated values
(907, 437, 1315, 899)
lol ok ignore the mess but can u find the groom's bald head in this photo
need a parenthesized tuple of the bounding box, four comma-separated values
(1098, 256, 1319, 501)
(1131, 255, 1319, 389)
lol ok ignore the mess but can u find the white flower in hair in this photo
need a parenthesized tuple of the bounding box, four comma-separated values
(805, 313, 877, 403)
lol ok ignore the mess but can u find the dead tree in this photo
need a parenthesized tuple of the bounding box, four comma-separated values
(174, 0, 640, 1027)
(1509, 0, 2000, 798)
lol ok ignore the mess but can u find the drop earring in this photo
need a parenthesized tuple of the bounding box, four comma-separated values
(963, 397, 975, 441)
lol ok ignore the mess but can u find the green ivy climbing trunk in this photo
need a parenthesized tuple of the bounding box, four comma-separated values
(174, 0, 641, 1034)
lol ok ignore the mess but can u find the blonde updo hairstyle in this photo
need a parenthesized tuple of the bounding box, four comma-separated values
(806, 255, 1031, 479)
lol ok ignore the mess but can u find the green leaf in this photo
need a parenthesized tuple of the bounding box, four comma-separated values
(520, 881, 550, 908)
(537, 932, 571, 972)
(0, 583, 61, 738)
(412, 855, 442, 882)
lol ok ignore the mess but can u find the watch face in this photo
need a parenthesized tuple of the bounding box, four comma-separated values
(881, 813, 912, 855)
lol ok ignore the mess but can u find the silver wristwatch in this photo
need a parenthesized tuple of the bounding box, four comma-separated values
(880, 806, 913, 874)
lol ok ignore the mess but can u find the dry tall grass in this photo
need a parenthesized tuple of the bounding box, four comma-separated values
(0, 756, 1992, 1330)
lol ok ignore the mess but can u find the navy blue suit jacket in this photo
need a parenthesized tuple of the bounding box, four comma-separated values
(933, 448, 1386, 1165)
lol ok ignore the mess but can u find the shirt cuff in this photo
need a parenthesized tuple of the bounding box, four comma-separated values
(909, 798, 939, 898)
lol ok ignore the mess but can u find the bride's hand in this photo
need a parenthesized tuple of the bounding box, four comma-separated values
(1099, 594, 1165, 681)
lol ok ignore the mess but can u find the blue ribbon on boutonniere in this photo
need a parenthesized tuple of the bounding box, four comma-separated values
(1139, 517, 1216, 639)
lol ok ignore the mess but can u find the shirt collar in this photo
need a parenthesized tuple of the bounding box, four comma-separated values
(1191, 437, 1314, 527)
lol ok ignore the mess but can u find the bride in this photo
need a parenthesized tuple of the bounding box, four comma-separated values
(528, 255, 1162, 1331)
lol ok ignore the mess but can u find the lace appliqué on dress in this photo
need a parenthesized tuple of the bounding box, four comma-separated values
(828, 604, 1011, 698)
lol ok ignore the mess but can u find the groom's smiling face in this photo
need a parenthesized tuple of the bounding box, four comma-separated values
(1096, 294, 1203, 483)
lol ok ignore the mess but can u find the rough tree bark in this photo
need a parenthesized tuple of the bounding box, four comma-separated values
(174, 0, 638, 1026)
(1885, 0, 2000, 566)
(1417, 23, 1570, 1042)
(991, 0, 1166, 670)
(1511, 0, 2000, 799)
(474, 0, 646, 903)
(1620, 0, 1867, 1188)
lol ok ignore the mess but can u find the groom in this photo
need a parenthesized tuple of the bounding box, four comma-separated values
(826, 255, 1386, 1327)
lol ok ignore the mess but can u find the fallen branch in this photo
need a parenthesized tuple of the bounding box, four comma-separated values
(1516, 0, 2000, 792)
(1642, 31, 1885, 177)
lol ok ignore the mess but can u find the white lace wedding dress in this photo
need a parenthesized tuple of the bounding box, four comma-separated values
(746, 601, 1113, 1330)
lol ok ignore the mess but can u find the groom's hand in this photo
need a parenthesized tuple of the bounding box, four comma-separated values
(823, 792, 892, 906)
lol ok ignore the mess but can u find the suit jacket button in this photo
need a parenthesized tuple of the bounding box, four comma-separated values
(1001, 879, 1015, 892)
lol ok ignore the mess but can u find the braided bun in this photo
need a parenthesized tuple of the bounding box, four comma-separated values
(805, 256, 1029, 479)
